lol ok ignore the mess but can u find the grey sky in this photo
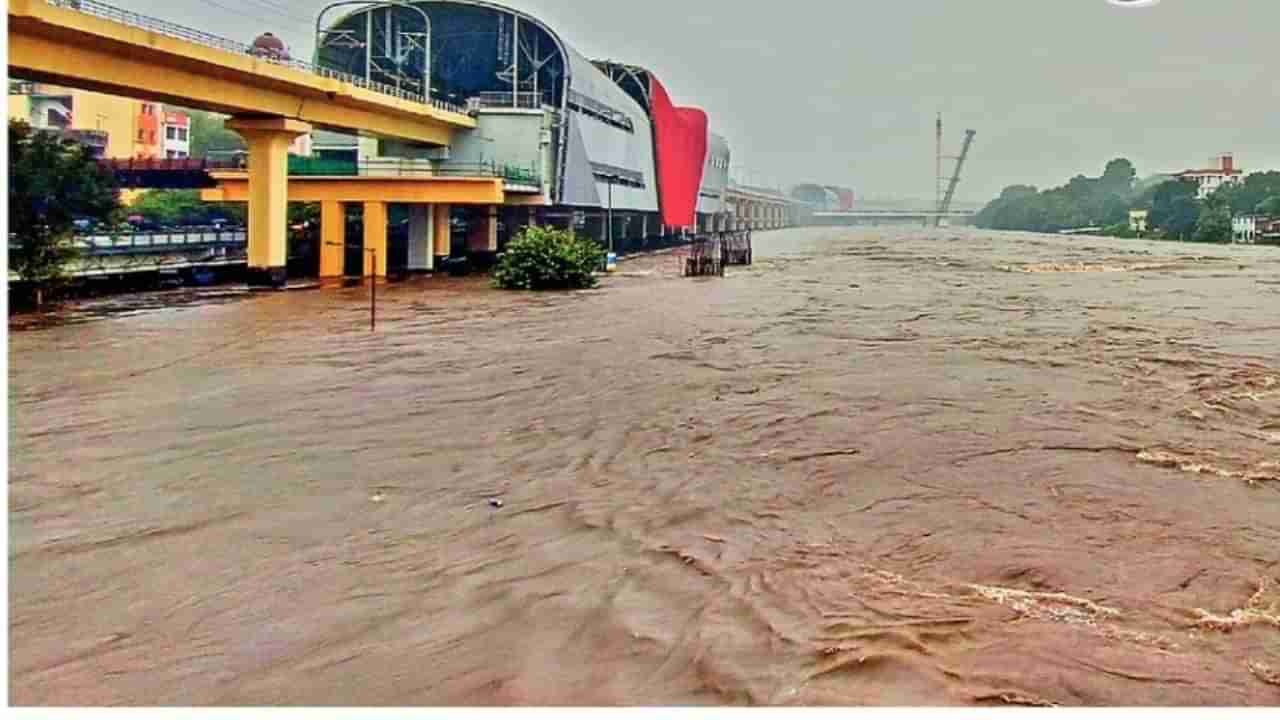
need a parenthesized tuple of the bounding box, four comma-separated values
(115, 0, 1279, 203)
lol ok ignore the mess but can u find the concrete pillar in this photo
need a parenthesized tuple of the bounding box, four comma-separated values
(487, 205, 499, 252)
(363, 201, 388, 277)
(320, 200, 345, 279)
(407, 204, 434, 272)
(433, 203, 452, 259)
(227, 117, 312, 289)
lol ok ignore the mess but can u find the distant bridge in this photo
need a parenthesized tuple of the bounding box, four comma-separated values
(810, 210, 976, 226)
(8, 227, 248, 280)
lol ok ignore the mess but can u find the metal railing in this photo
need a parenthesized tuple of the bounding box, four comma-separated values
(43, 0, 469, 115)
(469, 91, 551, 110)
(282, 157, 543, 189)
(74, 227, 248, 254)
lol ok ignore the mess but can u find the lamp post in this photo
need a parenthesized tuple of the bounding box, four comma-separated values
(607, 175, 614, 254)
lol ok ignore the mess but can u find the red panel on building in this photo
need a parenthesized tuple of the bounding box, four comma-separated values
(649, 76, 708, 228)
(835, 188, 855, 211)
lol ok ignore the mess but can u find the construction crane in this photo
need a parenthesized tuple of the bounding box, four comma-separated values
(937, 129, 976, 227)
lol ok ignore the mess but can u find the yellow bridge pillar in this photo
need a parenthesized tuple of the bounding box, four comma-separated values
(433, 203, 452, 260)
(363, 201, 389, 278)
(320, 200, 346, 280)
(227, 117, 312, 289)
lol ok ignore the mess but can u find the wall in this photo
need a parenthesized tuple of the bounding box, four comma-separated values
(8, 94, 32, 123)
(70, 89, 139, 159)
(563, 50, 658, 213)
(445, 109, 550, 187)
(697, 132, 730, 216)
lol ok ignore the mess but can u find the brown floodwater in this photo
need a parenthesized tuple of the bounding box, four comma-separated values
(9, 228, 1280, 706)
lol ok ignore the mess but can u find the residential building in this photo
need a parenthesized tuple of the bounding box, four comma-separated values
(162, 111, 190, 158)
(1129, 209, 1149, 234)
(135, 102, 162, 159)
(1173, 154, 1243, 199)
(7, 81, 136, 158)
(1232, 215, 1258, 244)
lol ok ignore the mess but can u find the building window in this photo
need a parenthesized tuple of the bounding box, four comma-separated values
(137, 129, 145, 142)
(166, 126, 177, 140)
(178, 128, 188, 141)
(150, 131, 157, 144)
(167, 150, 177, 158)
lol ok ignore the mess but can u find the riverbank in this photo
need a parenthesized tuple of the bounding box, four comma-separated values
(9, 227, 1279, 705)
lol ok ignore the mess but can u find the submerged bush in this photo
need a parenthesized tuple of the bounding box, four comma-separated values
(492, 226, 604, 291)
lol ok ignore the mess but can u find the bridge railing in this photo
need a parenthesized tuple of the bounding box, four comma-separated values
(42, 0, 468, 115)
(74, 227, 248, 254)
(281, 157, 543, 190)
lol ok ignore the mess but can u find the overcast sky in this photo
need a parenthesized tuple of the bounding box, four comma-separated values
(113, 0, 1279, 203)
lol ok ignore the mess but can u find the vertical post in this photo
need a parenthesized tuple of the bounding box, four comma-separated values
(370, 247, 377, 331)
(366, 10, 373, 84)
(607, 178, 614, 253)
(513, 16, 520, 107)
(935, 112, 942, 218)
(487, 205, 499, 252)
(363, 201, 388, 277)
(433, 203, 451, 261)
(408, 204, 433, 272)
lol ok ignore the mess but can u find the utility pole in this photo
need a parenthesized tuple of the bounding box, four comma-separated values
(935, 112, 943, 216)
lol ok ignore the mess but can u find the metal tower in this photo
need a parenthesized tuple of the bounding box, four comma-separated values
(937, 128, 976, 228)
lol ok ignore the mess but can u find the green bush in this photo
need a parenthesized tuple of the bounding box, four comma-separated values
(1103, 222, 1136, 239)
(493, 226, 604, 291)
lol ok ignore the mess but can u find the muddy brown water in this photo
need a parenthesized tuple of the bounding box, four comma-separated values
(9, 228, 1280, 706)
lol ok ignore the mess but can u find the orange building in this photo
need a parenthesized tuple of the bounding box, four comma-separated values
(134, 101, 162, 159)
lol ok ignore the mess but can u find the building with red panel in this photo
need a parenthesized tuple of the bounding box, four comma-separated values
(315, 0, 740, 258)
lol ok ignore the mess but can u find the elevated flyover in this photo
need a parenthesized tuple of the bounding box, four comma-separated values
(8, 0, 475, 145)
(8, 0, 487, 287)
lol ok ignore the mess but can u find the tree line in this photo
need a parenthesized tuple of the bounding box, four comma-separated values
(975, 158, 1280, 243)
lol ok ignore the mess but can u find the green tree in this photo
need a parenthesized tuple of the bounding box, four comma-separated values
(1148, 179, 1200, 240)
(1215, 171, 1280, 215)
(492, 226, 604, 290)
(1255, 195, 1280, 217)
(127, 189, 245, 225)
(181, 108, 246, 159)
(974, 159, 1140, 234)
(1099, 158, 1137, 197)
(8, 120, 119, 306)
(1193, 195, 1232, 243)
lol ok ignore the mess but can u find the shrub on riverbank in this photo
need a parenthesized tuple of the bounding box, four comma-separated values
(493, 226, 604, 291)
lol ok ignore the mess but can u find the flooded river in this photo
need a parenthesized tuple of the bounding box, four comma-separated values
(10, 228, 1280, 705)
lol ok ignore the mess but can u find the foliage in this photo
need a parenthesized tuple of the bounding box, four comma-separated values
(1255, 195, 1280, 217)
(1099, 158, 1137, 197)
(1193, 194, 1232, 243)
(8, 120, 119, 289)
(183, 108, 246, 159)
(1148, 179, 1201, 241)
(127, 190, 245, 226)
(1103, 222, 1136, 239)
(492, 226, 603, 291)
(1212, 171, 1280, 216)
(974, 158, 1137, 233)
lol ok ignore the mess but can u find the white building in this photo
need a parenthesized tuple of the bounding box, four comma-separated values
(1174, 154, 1243, 199)
(161, 110, 190, 159)
(1233, 215, 1258, 244)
